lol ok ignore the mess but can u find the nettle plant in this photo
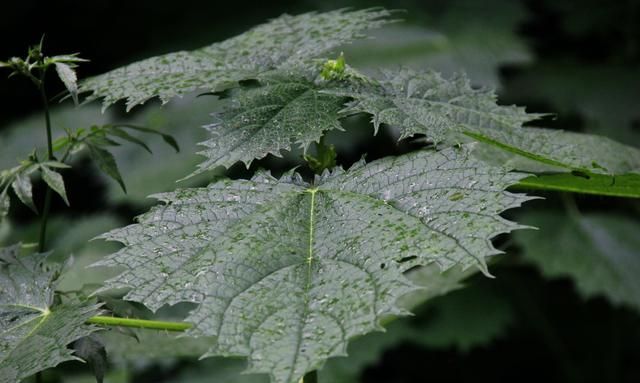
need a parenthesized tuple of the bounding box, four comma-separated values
(1, 8, 639, 383)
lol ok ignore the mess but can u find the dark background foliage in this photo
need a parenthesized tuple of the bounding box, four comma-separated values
(2, 1, 640, 382)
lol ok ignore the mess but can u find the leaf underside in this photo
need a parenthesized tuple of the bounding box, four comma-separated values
(80, 8, 393, 111)
(96, 145, 532, 383)
(0, 246, 99, 381)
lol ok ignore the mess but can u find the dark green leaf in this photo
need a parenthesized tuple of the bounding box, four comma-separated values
(73, 334, 107, 383)
(513, 173, 640, 199)
(108, 126, 152, 153)
(87, 144, 126, 193)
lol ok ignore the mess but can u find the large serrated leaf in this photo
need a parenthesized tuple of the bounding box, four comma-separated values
(80, 8, 393, 111)
(95, 146, 532, 383)
(0, 245, 100, 381)
(195, 69, 346, 172)
(326, 68, 539, 142)
(329, 68, 640, 176)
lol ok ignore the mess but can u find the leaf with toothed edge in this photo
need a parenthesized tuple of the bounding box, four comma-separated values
(194, 68, 347, 173)
(80, 8, 394, 111)
(94, 145, 533, 383)
(324, 68, 542, 143)
(0, 245, 100, 381)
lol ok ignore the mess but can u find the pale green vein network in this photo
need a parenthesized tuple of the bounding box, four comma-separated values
(96, 145, 533, 383)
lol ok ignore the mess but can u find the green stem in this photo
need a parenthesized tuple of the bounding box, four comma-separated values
(86, 316, 192, 332)
(37, 72, 54, 253)
(302, 370, 318, 383)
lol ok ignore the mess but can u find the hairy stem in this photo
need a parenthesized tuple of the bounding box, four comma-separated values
(37, 73, 54, 253)
(86, 316, 192, 331)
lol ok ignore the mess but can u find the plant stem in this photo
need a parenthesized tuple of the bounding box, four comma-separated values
(302, 370, 318, 383)
(86, 316, 192, 331)
(37, 72, 54, 253)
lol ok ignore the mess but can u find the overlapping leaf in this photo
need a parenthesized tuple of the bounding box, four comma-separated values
(328, 68, 640, 176)
(80, 8, 393, 110)
(326, 68, 539, 143)
(195, 69, 347, 172)
(0, 245, 100, 381)
(516, 211, 640, 312)
(96, 145, 532, 383)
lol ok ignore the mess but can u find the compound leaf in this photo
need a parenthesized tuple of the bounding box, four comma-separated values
(96, 145, 532, 383)
(195, 69, 346, 172)
(0, 245, 100, 381)
(80, 8, 393, 111)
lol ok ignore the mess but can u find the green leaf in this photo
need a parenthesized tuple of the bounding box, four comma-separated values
(39, 165, 70, 205)
(467, 127, 640, 175)
(107, 126, 152, 153)
(80, 8, 393, 111)
(326, 68, 540, 141)
(116, 125, 180, 152)
(319, 264, 475, 383)
(329, 68, 640, 177)
(0, 245, 100, 381)
(195, 69, 346, 172)
(95, 145, 532, 383)
(513, 173, 640, 199)
(515, 211, 640, 312)
(11, 173, 36, 213)
(410, 281, 513, 351)
(87, 144, 126, 193)
(55, 62, 79, 105)
(73, 335, 107, 383)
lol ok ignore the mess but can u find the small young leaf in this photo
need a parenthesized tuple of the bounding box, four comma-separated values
(39, 165, 70, 205)
(11, 173, 37, 212)
(513, 173, 640, 199)
(87, 144, 126, 193)
(118, 125, 180, 152)
(55, 62, 79, 105)
(108, 126, 152, 153)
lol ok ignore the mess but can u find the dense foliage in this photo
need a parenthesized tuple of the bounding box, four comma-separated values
(1, 2, 639, 382)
